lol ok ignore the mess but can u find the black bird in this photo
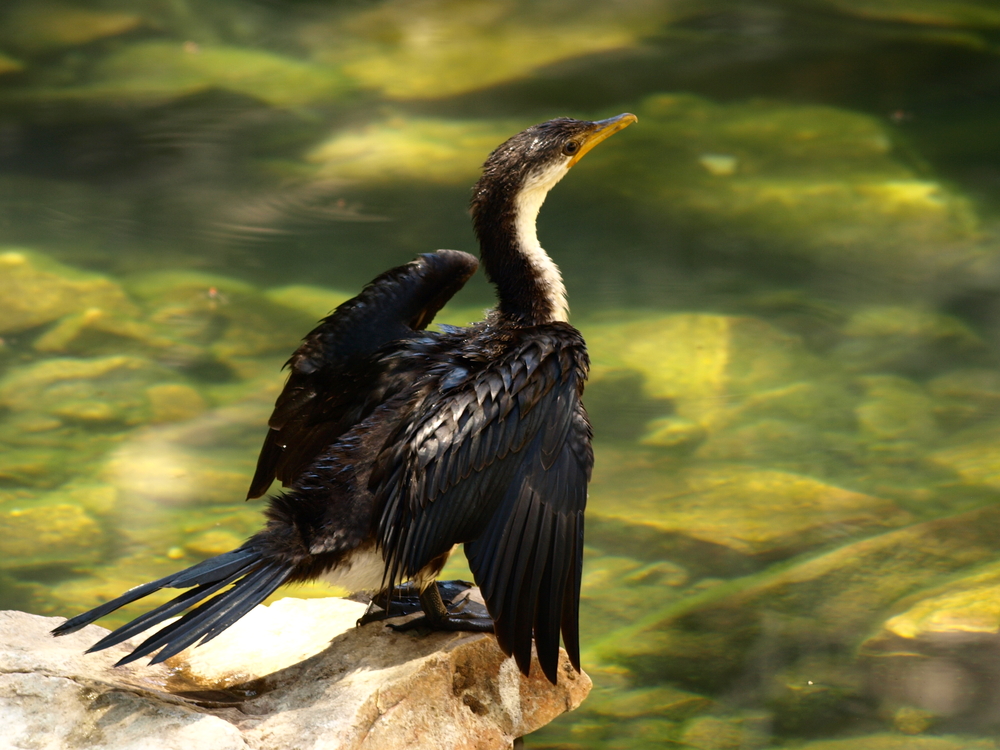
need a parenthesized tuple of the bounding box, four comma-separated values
(52, 113, 637, 684)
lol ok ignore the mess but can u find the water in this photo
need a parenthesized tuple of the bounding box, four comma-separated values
(2, 1, 1000, 747)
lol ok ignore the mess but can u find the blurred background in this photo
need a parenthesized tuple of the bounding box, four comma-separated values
(3, 1, 1000, 748)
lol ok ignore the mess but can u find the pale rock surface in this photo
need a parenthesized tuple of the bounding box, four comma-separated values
(0, 596, 590, 750)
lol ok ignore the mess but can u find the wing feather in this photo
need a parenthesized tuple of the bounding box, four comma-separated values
(373, 325, 592, 681)
(248, 250, 478, 498)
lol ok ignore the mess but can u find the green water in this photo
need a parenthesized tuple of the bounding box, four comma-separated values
(3, 1, 1000, 747)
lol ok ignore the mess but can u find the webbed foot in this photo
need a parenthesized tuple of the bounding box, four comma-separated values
(362, 580, 494, 633)
(357, 581, 422, 626)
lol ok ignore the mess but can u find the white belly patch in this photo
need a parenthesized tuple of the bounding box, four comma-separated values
(319, 547, 387, 592)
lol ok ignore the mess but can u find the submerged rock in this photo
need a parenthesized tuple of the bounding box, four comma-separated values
(305, 0, 667, 99)
(587, 464, 910, 573)
(862, 559, 1000, 724)
(584, 313, 824, 433)
(0, 1, 143, 54)
(145, 383, 209, 424)
(125, 269, 318, 372)
(0, 249, 136, 335)
(871, 558, 1000, 645)
(31, 308, 171, 357)
(773, 733, 997, 750)
(7, 41, 351, 108)
(928, 422, 1000, 491)
(834, 305, 985, 375)
(264, 284, 352, 320)
(99, 397, 271, 509)
(855, 375, 939, 448)
(678, 713, 770, 750)
(589, 504, 1000, 693)
(0, 419, 119, 489)
(0, 50, 23, 75)
(0, 503, 102, 570)
(584, 684, 710, 722)
(822, 0, 1000, 29)
(928, 369, 1000, 429)
(307, 117, 518, 185)
(604, 93, 987, 292)
(0, 355, 179, 427)
(692, 418, 857, 478)
(3, 597, 590, 749)
(578, 553, 689, 651)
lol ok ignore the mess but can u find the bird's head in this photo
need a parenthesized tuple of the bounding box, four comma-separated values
(471, 113, 637, 219)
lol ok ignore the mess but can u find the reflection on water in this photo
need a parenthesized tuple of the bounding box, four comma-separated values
(2, 1, 1000, 747)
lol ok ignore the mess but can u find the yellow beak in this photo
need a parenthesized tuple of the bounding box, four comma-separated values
(568, 113, 638, 167)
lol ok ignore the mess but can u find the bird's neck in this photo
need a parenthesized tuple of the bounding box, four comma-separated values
(475, 180, 569, 326)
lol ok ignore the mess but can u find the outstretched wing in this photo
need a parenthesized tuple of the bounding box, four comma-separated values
(248, 250, 479, 498)
(373, 325, 592, 683)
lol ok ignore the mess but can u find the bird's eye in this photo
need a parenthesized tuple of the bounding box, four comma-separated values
(562, 141, 581, 156)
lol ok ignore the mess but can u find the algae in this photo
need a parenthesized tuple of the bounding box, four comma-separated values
(308, 0, 668, 99)
(0, 1, 144, 54)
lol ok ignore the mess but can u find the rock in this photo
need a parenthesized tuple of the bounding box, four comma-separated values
(678, 714, 770, 750)
(834, 305, 984, 374)
(146, 384, 209, 424)
(928, 369, 1000, 428)
(264, 285, 351, 320)
(0, 50, 23, 75)
(0, 355, 179, 427)
(583, 314, 823, 432)
(928, 422, 1000, 490)
(639, 416, 706, 451)
(588, 504, 1000, 692)
(0, 249, 136, 335)
(304, 0, 669, 99)
(586, 464, 910, 573)
(604, 94, 986, 292)
(764, 655, 866, 736)
(861, 559, 1000, 722)
(11, 41, 351, 108)
(0, 395, 135, 486)
(0, 1, 144, 54)
(2, 597, 590, 749)
(855, 375, 939, 448)
(0, 428, 117, 489)
(585, 684, 710, 721)
(822, 0, 1000, 28)
(126, 270, 317, 369)
(692, 418, 857, 477)
(770, 733, 997, 750)
(31, 308, 175, 357)
(307, 117, 518, 185)
(0, 503, 102, 570)
(100, 398, 270, 510)
(578, 553, 689, 649)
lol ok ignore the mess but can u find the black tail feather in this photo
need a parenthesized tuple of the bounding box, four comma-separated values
(119, 563, 292, 666)
(85, 571, 252, 654)
(52, 547, 262, 638)
(51, 545, 293, 666)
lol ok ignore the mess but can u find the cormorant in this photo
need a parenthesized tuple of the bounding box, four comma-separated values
(52, 113, 637, 684)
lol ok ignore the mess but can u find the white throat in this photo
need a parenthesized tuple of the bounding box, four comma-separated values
(512, 159, 572, 323)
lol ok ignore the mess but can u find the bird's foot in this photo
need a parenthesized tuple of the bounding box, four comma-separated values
(389, 597, 494, 633)
(356, 581, 422, 626)
(362, 580, 494, 633)
(392, 579, 494, 633)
